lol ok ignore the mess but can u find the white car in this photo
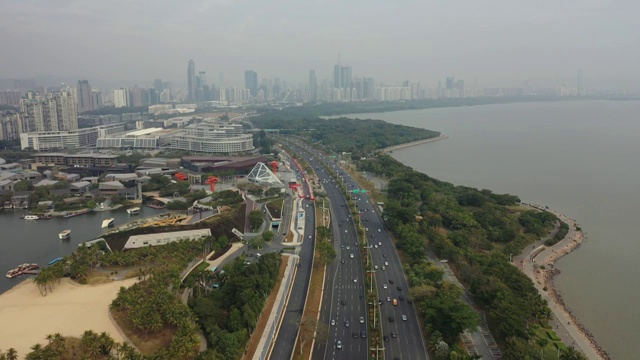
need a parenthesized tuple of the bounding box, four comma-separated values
(353, 278, 358, 283)
(383, 284, 388, 289)
(384, 262, 389, 266)
(378, 229, 381, 233)
(331, 319, 336, 326)
(402, 315, 408, 321)
(360, 317, 365, 324)
(350, 253, 355, 259)
(374, 245, 378, 249)
(378, 242, 382, 246)
(374, 265, 379, 270)
(337, 340, 342, 349)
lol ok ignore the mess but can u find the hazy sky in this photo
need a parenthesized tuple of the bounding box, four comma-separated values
(1, 0, 638, 89)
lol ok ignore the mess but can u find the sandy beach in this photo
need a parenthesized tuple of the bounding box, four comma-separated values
(521, 204, 610, 359)
(0, 277, 137, 358)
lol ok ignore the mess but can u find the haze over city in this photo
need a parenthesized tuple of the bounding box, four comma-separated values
(1, 0, 639, 89)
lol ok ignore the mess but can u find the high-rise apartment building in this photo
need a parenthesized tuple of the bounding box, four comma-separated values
(244, 70, 258, 97)
(77, 80, 94, 113)
(187, 59, 196, 102)
(113, 88, 129, 108)
(92, 91, 103, 110)
(308, 70, 317, 103)
(0, 90, 23, 107)
(0, 111, 21, 141)
(19, 91, 77, 133)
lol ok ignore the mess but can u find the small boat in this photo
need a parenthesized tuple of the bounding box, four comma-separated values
(59, 230, 71, 239)
(6, 263, 39, 278)
(101, 218, 115, 228)
(127, 207, 140, 215)
(39, 214, 53, 220)
(146, 204, 165, 209)
(24, 215, 39, 220)
(63, 209, 91, 218)
(48, 257, 63, 265)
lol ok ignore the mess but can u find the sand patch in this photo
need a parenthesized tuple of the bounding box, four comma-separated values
(0, 277, 137, 358)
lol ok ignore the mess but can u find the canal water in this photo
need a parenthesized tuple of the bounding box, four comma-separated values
(0, 207, 164, 294)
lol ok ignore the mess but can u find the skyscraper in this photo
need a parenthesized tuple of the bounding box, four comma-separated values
(77, 80, 93, 113)
(333, 62, 352, 90)
(309, 70, 317, 103)
(187, 59, 196, 102)
(153, 79, 163, 93)
(244, 70, 258, 97)
(113, 88, 129, 108)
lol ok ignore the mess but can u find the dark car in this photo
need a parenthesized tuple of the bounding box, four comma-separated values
(397, 286, 402, 291)
(359, 294, 364, 300)
(391, 332, 397, 338)
(399, 296, 404, 301)
(384, 335, 389, 342)
(360, 330, 366, 338)
(352, 332, 358, 339)
(341, 300, 346, 306)
(389, 280, 394, 284)
(389, 316, 394, 322)
(407, 299, 413, 304)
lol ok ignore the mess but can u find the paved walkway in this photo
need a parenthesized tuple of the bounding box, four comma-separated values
(516, 204, 605, 360)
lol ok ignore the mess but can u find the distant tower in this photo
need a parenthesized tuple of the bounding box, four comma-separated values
(577, 69, 584, 96)
(76, 80, 93, 113)
(309, 70, 317, 103)
(187, 59, 196, 102)
(244, 70, 258, 97)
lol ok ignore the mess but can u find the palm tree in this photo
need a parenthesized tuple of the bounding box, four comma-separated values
(5, 348, 18, 360)
(559, 346, 588, 360)
(98, 332, 115, 355)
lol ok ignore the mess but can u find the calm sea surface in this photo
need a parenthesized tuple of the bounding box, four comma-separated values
(0, 207, 164, 294)
(342, 100, 640, 359)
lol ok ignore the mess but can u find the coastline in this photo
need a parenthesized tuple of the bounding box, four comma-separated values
(520, 204, 610, 360)
(379, 134, 448, 153)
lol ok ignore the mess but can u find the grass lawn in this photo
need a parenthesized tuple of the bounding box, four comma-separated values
(532, 324, 567, 360)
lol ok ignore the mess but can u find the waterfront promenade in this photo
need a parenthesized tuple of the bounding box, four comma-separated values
(516, 204, 609, 360)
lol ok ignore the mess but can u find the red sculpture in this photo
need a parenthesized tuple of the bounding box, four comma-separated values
(270, 161, 279, 173)
(206, 176, 220, 192)
(175, 172, 188, 181)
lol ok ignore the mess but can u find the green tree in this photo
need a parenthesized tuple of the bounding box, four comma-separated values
(316, 226, 331, 242)
(317, 241, 336, 265)
(422, 282, 479, 344)
(13, 180, 33, 192)
(261, 230, 274, 242)
(249, 237, 266, 250)
(248, 209, 263, 230)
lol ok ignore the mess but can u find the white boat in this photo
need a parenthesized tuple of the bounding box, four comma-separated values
(127, 207, 140, 215)
(59, 230, 71, 239)
(24, 215, 39, 220)
(101, 218, 115, 228)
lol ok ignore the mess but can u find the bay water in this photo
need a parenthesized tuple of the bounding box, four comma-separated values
(342, 100, 640, 359)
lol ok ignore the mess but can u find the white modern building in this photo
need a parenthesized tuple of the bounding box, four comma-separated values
(20, 123, 125, 150)
(168, 121, 254, 154)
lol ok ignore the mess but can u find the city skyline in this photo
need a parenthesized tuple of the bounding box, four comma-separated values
(0, 1, 638, 90)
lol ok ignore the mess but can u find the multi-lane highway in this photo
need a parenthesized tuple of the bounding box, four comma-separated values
(291, 143, 428, 360)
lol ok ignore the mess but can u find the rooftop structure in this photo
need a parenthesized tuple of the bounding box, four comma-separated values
(180, 155, 268, 173)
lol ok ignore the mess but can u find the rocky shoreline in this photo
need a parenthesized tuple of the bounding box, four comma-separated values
(527, 204, 611, 360)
